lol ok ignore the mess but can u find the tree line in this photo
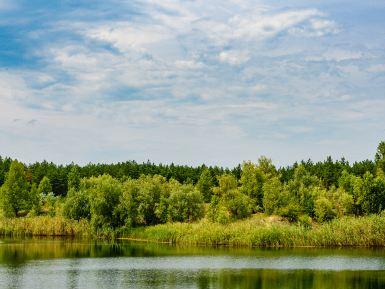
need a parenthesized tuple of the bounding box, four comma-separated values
(0, 141, 385, 232)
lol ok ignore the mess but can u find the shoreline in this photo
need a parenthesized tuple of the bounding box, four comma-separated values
(2, 214, 385, 248)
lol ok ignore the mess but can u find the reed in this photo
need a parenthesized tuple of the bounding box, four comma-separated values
(2, 214, 385, 247)
(126, 214, 385, 247)
(0, 216, 91, 237)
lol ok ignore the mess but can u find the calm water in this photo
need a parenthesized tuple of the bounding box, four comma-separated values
(1, 239, 385, 289)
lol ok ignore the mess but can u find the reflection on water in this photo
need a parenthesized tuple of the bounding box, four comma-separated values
(1, 239, 385, 289)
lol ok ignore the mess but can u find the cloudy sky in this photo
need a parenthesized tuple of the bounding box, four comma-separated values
(0, 0, 384, 167)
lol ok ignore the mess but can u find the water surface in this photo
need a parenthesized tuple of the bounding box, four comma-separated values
(1, 239, 385, 289)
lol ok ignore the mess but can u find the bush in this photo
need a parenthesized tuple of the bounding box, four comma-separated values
(279, 202, 301, 222)
(224, 190, 253, 220)
(298, 214, 312, 229)
(315, 197, 336, 222)
(208, 190, 253, 223)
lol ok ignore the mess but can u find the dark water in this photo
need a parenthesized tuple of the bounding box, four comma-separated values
(1, 239, 385, 289)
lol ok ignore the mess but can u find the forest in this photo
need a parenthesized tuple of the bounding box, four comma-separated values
(0, 141, 385, 242)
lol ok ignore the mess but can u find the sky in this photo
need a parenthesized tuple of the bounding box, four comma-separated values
(0, 0, 384, 167)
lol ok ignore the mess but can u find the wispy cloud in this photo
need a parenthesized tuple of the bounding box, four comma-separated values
(0, 0, 384, 166)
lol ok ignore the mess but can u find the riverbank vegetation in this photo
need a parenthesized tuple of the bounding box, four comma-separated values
(0, 141, 385, 247)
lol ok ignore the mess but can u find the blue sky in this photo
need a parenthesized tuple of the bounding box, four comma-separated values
(0, 0, 384, 167)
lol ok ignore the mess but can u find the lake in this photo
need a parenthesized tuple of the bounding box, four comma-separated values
(1, 239, 385, 289)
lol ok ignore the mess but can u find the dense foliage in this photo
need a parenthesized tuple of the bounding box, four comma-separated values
(1, 141, 385, 233)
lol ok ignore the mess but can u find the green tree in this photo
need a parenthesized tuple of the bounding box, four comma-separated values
(262, 177, 288, 215)
(361, 172, 385, 214)
(375, 141, 385, 175)
(257, 156, 277, 179)
(209, 174, 253, 223)
(28, 183, 41, 215)
(212, 174, 238, 196)
(37, 176, 52, 196)
(338, 170, 364, 215)
(37, 176, 55, 215)
(83, 175, 122, 230)
(167, 184, 204, 222)
(118, 179, 141, 227)
(196, 168, 214, 202)
(332, 188, 354, 217)
(118, 175, 171, 227)
(0, 160, 29, 217)
(240, 161, 264, 208)
(136, 175, 169, 226)
(63, 188, 90, 220)
(67, 166, 81, 191)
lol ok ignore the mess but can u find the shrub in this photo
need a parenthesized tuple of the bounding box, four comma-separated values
(224, 190, 253, 220)
(208, 190, 253, 223)
(315, 197, 336, 222)
(279, 202, 301, 222)
(298, 214, 312, 229)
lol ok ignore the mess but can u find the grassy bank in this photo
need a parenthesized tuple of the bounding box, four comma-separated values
(2, 214, 385, 247)
(0, 216, 91, 237)
(126, 214, 385, 247)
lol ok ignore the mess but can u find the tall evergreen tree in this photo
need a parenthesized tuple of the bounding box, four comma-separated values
(196, 168, 214, 202)
(67, 166, 81, 191)
(375, 141, 385, 175)
(0, 160, 30, 217)
(37, 176, 53, 196)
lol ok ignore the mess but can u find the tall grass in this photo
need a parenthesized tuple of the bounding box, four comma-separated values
(2, 214, 385, 247)
(127, 214, 385, 247)
(0, 216, 91, 237)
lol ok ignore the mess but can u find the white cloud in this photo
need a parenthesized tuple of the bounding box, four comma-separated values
(306, 49, 364, 62)
(5, 0, 385, 166)
(289, 18, 339, 37)
(218, 50, 250, 65)
(174, 60, 204, 70)
(86, 23, 172, 52)
(230, 9, 323, 40)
